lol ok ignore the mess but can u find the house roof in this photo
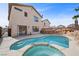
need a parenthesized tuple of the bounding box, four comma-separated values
(8, 3, 43, 20)
(42, 19, 51, 24)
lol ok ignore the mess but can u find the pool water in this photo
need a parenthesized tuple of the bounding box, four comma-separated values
(10, 35, 69, 50)
(23, 45, 65, 56)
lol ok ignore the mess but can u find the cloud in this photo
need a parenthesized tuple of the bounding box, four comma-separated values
(45, 13, 74, 27)
(37, 6, 52, 12)
(43, 14, 70, 26)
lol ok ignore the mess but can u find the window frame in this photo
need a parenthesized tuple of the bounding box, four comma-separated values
(34, 16, 39, 22)
(24, 12, 28, 17)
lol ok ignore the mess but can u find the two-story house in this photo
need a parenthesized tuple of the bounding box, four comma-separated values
(8, 3, 44, 37)
(8, 3, 51, 37)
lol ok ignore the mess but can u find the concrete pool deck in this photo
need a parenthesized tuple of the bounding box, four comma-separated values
(0, 34, 79, 56)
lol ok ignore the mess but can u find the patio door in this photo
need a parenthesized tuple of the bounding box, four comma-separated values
(19, 25, 27, 35)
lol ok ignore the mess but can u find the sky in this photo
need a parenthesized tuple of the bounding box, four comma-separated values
(0, 3, 79, 28)
(0, 3, 8, 28)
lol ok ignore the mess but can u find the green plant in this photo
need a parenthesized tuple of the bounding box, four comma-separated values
(75, 7, 79, 12)
(40, 28, 46, 33)
(8, 28, 11, 36)
(72, 7, 79, 30)
(32, 26, 39, 32)
(72, 15, 79, 30)
(0, 27, 2, 38)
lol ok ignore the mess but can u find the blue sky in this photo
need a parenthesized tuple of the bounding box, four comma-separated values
(0, 3, 79, 27)
(0, 3, 8, 28)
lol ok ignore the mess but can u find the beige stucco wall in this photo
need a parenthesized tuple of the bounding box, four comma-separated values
(9, 5, 43, 37)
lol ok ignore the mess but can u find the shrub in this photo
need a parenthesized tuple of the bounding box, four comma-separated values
(40, 28, 46, 33)
(8, 28, 11, 36)
(0, 27, 2, 38)
(32, 26, 39, 32)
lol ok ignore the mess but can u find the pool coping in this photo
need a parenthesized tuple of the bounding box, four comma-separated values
(22, 43, 65, 56)
(1, 34, 79, 56)
(10, 35, 69, 52)
(12, 34, 69, 56)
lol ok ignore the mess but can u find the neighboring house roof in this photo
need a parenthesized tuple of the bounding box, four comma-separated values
(42, 19, 51, 24)
(8, 3, 43, 20)
(67, 24, 75, 28)
(57, 25, 65, 29)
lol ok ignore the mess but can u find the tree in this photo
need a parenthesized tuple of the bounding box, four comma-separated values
(72, 15, 79, 30)
(75, 7, 79, 12)
(72, 7, 79, 30)
(0, 27, 2, 38)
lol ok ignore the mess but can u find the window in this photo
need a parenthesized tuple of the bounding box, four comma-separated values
(24, 12, 28, 17)
(34, 16, 38, 22)
(14, 7, 22, 11)
(32, 26, 39, 32)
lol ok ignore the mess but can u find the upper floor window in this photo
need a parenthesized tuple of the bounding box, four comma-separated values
(14, 7, 22, 11)
(34, 16, 38, 22)
(24, 12, 28, 17)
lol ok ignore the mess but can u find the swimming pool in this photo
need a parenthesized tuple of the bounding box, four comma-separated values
(23, 45, 65, 56)
(10, 35, 69, 50)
